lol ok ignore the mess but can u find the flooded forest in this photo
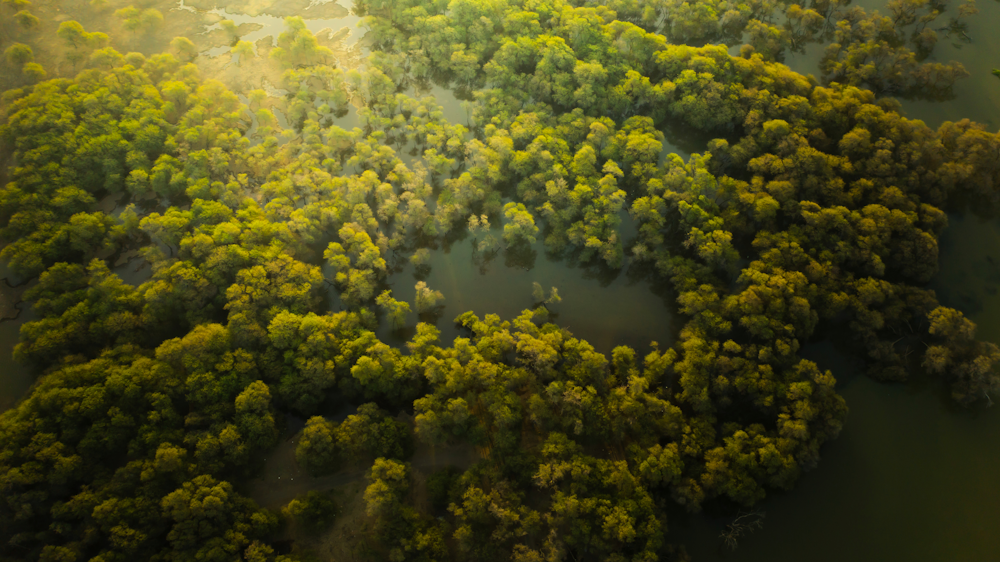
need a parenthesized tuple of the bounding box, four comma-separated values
(1, 0, 999, 560)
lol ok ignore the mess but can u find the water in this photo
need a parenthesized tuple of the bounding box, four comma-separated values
(377, 235, 676, 356)
(676, 372, 1000, 562)
(192, 0, 365, 59)
(0, 304, 34, 412)
(678, 2, 1000, 559)
(780, 0, 1000, 129)
(667, 213, 1000, 562)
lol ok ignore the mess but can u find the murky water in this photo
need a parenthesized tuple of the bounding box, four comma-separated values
(0, 304, 35, 412)
(703, 3, 1000, 561)
(780, 0, 1000, 129)
(676, 370, 1000, 562)
(377, 233, 676, 356)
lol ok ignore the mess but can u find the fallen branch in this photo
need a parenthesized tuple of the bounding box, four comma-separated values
(720, 509, 766, 550)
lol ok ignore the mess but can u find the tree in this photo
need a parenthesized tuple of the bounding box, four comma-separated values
(411, 247, 432, 267)
(923, 307, 1000, 404)
(235, 380, 279, 451)
(56, 20, 88, 47)
(16, 260, 145, 366)
(502, 202, 539, 245)
(220, 19, 239, 42)
(532, 283, 561, 305)
(266, 310, 366, 415)
(161, 475, 278, 560)
(415, 281, 445, 313)
(336, 403, 413, 461)
(1, 0, 37, 38)
(364, 458, 410, 518)
(4, 42, 32, 66)
(232, 40, 253, 66)
(283, 491, 338, 532)
(21, 61, 44, 80)
(116, 6, 163, 35)
(720, 510, 766, 550)
(225, 253, 323, 345)
(270, 16, 334, 68)
(376, 290, 411, 329)
(170, 36, 198, 61)
(296, 416, 340, 476)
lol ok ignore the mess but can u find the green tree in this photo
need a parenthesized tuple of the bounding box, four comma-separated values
(502, 202, 539, 245)
(336, 403, 413, 461)
(376, 289, 411, 329)
(283, 491, 338, 532)
(232, 40, 254, 66)
(170, 36, 198, 61)
(364, 458, 410, 518)
(296, 416, 340, 476)
(116, 6, 163, 35)
(4, 42, 32, 66)
(415, 281, 445, 313)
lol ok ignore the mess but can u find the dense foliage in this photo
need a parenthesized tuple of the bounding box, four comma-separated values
(1, 0, 999, 560)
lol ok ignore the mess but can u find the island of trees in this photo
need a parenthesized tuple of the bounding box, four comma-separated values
(1, 0, 999, 560)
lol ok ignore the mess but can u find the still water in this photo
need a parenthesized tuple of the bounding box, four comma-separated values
(690, 3, 1000, 561)
(1, 0, 1000, 559)
(377, 233, 676, 356)
(0, 304, 33, 413)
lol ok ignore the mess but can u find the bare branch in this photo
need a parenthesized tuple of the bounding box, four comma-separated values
(720, 510, 766, 550)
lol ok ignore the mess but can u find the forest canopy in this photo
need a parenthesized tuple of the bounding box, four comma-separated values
(1, 0, 999, 561)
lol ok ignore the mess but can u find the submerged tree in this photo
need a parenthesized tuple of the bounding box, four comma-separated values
(376, 290, 411, 329)
(414, 281, 444, 313)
